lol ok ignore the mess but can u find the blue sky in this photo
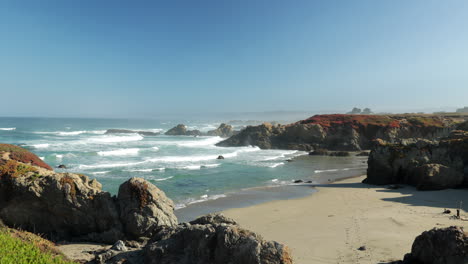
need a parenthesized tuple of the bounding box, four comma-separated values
(1, 0, 467, 118)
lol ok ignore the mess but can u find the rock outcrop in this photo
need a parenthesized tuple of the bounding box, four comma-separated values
(105, 129, 160, 136)
(217, 115, 459, 151)
(118, 178, 178, 239)
(363, 131, 468, 190)
(165, 124, 237, 137)
(144, 214, 293, 264)
(0, 144, 177, 243)
(164, 124, 202, 136)
(207, 123, 237, 138)
(403, 226, 468, 264)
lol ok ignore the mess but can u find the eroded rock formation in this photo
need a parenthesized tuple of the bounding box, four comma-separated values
(0, 144, 177, 243)
(217, 115, 459, 151)
(364, 130, 468, 190)
(144, 214, 293, 264)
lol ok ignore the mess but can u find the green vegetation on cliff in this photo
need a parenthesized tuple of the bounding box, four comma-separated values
(0, 224, 75, 264)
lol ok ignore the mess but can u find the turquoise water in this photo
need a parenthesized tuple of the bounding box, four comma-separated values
(0, 117, 367, 209)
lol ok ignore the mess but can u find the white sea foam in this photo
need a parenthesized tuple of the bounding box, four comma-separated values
(268, 162, 284, 168)
(201, 164, 221, 168)
(0, 127, 15, 131)
(154, 176, 173, 182)
(78, 161, 146, 169)
(97, 148, 140, 157)
(181, 165, 201, 170)
(152, 146, 159, 151)
(39, 156, 45, 160)
(31, 143, 50, 148)
(87, 134, 143, 143)
(56, 154, 63, 160)
(314, 169, 340, 173)
(90, 171, 111, 175)
(125, 168, 153, 172)
(271, 179, 279, 182)
(146, 155, 218, 163)
(176, 136, 223, 147)
(175, 194, 228, 209)
(33, 130, 106, 136)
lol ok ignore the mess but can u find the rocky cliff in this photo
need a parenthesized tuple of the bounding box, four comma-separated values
(165, 123, 237, 138)
(363, 130, 468, 190)
(217, 114, 460, 151)
(0, 144, 178, 243)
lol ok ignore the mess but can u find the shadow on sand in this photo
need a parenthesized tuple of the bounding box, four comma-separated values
(315, 180, 468, 211)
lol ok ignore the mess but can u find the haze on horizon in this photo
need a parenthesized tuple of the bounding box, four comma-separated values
(1, 0, 467, 119)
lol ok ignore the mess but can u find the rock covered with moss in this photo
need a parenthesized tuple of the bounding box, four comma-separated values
(144, 214, 293, 264)
(364, 131, 468, 190)
(0, 144, 177, 243)
(217, 114, 458, 151)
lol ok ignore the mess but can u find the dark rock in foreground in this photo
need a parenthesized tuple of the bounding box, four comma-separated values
(403, 226, 468, 264)
(144, 214, 293, 264)
(364, 131, 468, 190)
(0, 144, 177, 243)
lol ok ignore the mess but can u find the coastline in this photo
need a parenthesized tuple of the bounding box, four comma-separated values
(175, 155, 367, 222)
(222, 175, 468, 264)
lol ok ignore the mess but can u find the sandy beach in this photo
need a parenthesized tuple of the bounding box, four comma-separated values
(223, 176, 468, 264)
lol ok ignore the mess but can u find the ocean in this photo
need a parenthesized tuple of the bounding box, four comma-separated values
(0, 117, 367, 220)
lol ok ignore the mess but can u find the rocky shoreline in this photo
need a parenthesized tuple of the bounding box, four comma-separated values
(0, 144, 292, 264)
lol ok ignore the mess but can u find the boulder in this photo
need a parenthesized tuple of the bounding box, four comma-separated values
(403, 226, 468, 264)
(217, 155, 225, 160)
(207, 123, 236, 138)
(309, 149, 329, 156)
(165, 124, 188, 136)
(415, 164, 464, 190)
(57, 164, 67, 169)
(144, 214, 293, 264)
(0, 144, 178, 243)
(165, 125, 202, 136)
(117, 178, 178, 240)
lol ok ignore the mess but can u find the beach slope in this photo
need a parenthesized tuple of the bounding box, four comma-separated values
(223, 176, 468, 264)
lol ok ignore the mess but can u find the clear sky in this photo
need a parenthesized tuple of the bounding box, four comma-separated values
(1, 0, 467, 118)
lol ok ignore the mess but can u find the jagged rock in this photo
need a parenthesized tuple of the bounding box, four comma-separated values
(165, 124, 202, 136)
(117, 177, 178, 240)
(217, 155, 224, 160)
(165, 124, 188, 135)
(105, 129, 160, 136)
(144, 213, 293, 264)
(217, 114, 457, 151)
(364, 131, 468, 190)
(207, 123, 236, 138)
(111, 240, 127, 251)
(403, 226, 468, 264)
(0, 144, 177, 243)
(57, 164, 67, 169)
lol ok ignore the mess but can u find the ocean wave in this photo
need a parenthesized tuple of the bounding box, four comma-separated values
(181, 165, 202, 170)
(125, 168, 153, 172)
(78, 161, 146, 169)
(153, 176, 173, 182)
(152, 146, 159, 151)
(314, 169, 340, 173)
(33, 130, 106, 136)
(268, 162, 284, 168)
(222, 146, 261, 158)
(176, 136, 223, 147)
(175, 194, 227, 209)
(201, 164, 221, 168)
(146, 155, 219, 163)
(97, 148, 140, 157)
(262, 150, 299, 161)
(31, 143, 50, 149)
(90, 171, 111, 175)
(39, 156, 45, 160)
(0, 127, 15, 131)
(87, 134, 143, 143)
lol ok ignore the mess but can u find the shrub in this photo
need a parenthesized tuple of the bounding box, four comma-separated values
(0, 144, 52, 170)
